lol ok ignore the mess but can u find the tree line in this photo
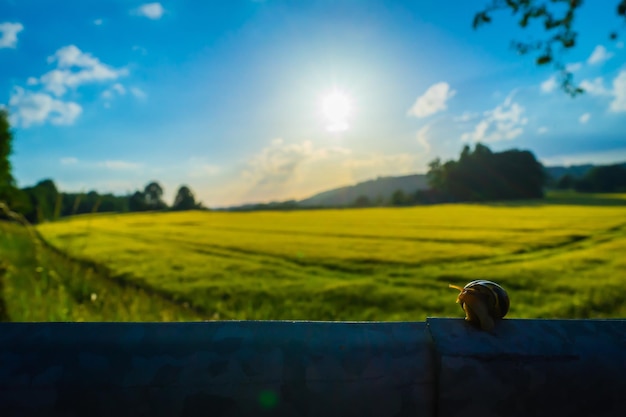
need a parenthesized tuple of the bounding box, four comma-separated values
(553, 164, 626, 193)
(1, 109, 204, 224)
(350, 144, 625, 208)
(350, 143, 547, 207)
(11, 179, 205, 224)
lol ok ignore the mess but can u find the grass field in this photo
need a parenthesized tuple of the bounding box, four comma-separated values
(0, 221, 201, 322)
(20, 192, 626, 322)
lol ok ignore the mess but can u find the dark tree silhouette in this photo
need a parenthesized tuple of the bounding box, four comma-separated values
(426, 158, 445, 192)
(391, 189, 408, 206)
(0, 109, 16, 203)
(129, 191, 148, 212)
(574, 164, 626, 192)
(21, 179, 59, 223)
(353, 195, 371, 207)
(143, 181, 167, 210)
(473, 0, 626, 96)
(427, 143, 546, 202)
(56, 190, 128, 217)
(556, 174, 576, 190)
(172, 185, 198, 211)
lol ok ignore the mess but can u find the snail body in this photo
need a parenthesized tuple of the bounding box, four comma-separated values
(449, 280, 509, 331)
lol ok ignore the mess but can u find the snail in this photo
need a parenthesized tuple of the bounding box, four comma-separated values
(449, 280, 509, 331)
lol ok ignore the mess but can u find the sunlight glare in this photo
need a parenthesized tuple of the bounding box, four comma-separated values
(321, 90, 352, 132)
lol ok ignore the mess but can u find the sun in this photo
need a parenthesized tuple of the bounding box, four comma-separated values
(321, 90, 352, 132)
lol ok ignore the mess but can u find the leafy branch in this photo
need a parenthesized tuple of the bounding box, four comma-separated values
(473, 0, 626, 97)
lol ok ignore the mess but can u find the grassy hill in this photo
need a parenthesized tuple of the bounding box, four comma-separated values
(15, 192, 624, 322)
(299, 174, 429, 207)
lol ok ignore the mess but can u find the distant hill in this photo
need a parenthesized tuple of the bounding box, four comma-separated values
(545, 162, 626, 180)
(298, 174, 429, 207)
(222, 161, 626, 210)
(545, 164, 596, 180)
(297, 161, 626, 208)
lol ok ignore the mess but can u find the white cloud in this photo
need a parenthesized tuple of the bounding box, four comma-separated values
(541, 148, 626, 167)
(59, 158, 142, 172)
(39, 45, 128, 96)
(566, 62, 582, 72)
(541, 76, 557, 93)
(192, 165, 220, 177)
(188, 158, 221, 178)
(60, 157, 78, 165)
(454, 111, 479, 122)
(102, 83, 127, 101)
(134, 3, 165, 19)
(246, 139, 351, 185)
(209, 139, 426, 206)
(130, 87, 147, 99)
(610, 70, 626, 113)
(49, 44, 97, 67)
(244, 139, 414, 190)
(94, 19, 103, 26)
(112, 83, 126, 95)
(132, 45, 148, 55)
(580, 77, 611, 96)
(0, 22, 23, 48)
(98, 160, 142, 170)
(230, 138, 352, 203)
(416, 124, 431, 152)
(461, 93, 528, 142)
(244, 138, 320, 186)
(26, 77, 38, 85)
(407, 82, 456, 118)
(587, 45, 614, 65)
(574, 71, 626, 113)
(579, 113, 591, 124)
(9, 87, 82, 127)
(537, 126, 548, 134)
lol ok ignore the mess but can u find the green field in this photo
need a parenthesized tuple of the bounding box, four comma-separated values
(0, 221, 200, 322)
(7, 193, 620, 322)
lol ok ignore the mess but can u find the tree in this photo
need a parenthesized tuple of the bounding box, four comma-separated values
(21, 179, 59, 223)
(353, 195, 371, 207)
(129, 191, 148, 212)
(575, 164, 626, 192)
(556, 174, 576, 190)
(426, 143, 546, 202)
(391, 189, 408, 206)
(0, 109, 16, 203)
(143, 181, 167, 210)
(473, 0, 626, 96)
(427, 158, 446, 192)
(172, 185, 198, 211)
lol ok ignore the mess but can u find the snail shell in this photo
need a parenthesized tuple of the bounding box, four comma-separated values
(449, 280, 509, 331)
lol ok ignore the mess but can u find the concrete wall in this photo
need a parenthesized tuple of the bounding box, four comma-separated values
(0, 319, 624, 416)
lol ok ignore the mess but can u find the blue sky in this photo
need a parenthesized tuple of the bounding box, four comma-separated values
(1, 0, 625, 207)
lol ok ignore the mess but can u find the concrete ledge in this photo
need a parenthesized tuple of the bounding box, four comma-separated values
(0, 319, 624, 416)
(0, 321, 433, 417)
(428, 318, 626, 417)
